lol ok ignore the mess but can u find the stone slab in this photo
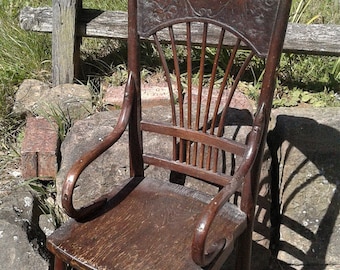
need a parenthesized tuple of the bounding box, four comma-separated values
(267, 107, 340, 269)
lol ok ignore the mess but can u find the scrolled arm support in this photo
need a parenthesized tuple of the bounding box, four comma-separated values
(191, 104, 266, 267)
(61, 72, 137, 220)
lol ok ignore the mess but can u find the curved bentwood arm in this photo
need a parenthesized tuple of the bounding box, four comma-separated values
(61, 73, 136, 220)
(191, 104, 266, 267)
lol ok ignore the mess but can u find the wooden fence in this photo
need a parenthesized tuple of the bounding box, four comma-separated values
(20, 4, 340, 86)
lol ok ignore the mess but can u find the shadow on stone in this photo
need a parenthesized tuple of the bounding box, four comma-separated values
(268, 112, 340, 269)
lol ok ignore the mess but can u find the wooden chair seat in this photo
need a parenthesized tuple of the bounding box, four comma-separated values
(47, 177, 246, 269)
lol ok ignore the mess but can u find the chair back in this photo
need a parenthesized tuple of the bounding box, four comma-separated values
(128, 0, 291, 188)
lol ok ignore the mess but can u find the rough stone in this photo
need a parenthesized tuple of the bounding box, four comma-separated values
(0, 220, 49, 270)
(13, 79, 50, 115)
(39, 214, 56, 237)
(13, 79, 92, 120)
(0, 186, 49, 269)
(56, 110, 130, 210)
(267, 107, 340, 269)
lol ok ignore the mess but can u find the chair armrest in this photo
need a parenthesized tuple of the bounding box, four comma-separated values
(61, 72, 137, 220)
(191, 104, 266, 267)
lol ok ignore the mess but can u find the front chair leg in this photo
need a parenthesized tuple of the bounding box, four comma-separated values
(54, 256, 66, 270)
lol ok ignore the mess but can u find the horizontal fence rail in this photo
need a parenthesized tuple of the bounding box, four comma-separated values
(20, 6, 340, 85)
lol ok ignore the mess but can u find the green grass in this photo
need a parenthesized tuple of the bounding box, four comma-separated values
(291, 0, 340, 24)
(0, 0, 52, 151)
(83, 0, 127, 10)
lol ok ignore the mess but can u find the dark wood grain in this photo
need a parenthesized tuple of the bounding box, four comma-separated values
(47, 177, 246, 269)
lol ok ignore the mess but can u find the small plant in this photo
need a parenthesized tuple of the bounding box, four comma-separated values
(332, 57, 340, 81)
(38, 104, 75, 142)
(272, 86, 340, 108)
(0, 0, 51, 153)
(279, 54, 340, 94)
(107, 64, 129, 86)
(21, 178, 66, 228)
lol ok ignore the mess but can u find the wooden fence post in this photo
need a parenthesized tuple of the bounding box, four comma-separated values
(52, 0, 82, 86)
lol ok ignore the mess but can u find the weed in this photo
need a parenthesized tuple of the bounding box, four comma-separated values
(332, 58, 340, 81)
(279, 54, 340, 93)
(273, 86, 340, 108)
(107, 64, 129, 86)
(43, 104, 74, 142)
(21, 178, 66, 228)
(291, 0, 321, 24)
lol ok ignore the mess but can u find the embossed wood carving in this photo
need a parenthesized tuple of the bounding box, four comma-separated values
(138, 0, 280, 56)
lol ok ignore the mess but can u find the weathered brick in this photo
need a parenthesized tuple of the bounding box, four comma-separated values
(103, 85, 171, 109)
(21, 116, 59, 180)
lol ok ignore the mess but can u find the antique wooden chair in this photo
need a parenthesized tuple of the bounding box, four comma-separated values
(47, 0, 291, 269)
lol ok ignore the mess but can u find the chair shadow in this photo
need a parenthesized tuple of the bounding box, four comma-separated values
(265, 114, 340, 269)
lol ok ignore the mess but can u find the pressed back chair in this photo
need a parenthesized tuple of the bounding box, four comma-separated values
(47, 0, 291, 269)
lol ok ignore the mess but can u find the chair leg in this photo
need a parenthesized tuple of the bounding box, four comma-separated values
(54, 256, 66, 270)
(235, 225, 253, 270)
(235, 152, 263, 270)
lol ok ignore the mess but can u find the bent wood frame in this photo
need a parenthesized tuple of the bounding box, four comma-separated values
(48, 1, 292, 269)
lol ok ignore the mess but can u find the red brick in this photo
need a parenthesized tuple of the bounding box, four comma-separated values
(103, 85, 171, 109)
(21, 116, 59, 180)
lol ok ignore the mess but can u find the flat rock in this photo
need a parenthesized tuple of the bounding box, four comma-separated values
(0, 186, 49, 269)
(13, 79, 92, 120)
(56, 110, 131, 210)
(268, 107, 340, 269)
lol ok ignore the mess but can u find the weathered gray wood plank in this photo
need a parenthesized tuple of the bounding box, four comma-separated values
(284, 23, 340, 56)
(20, 6, 340, 57)
(52, 1, 81, 86)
